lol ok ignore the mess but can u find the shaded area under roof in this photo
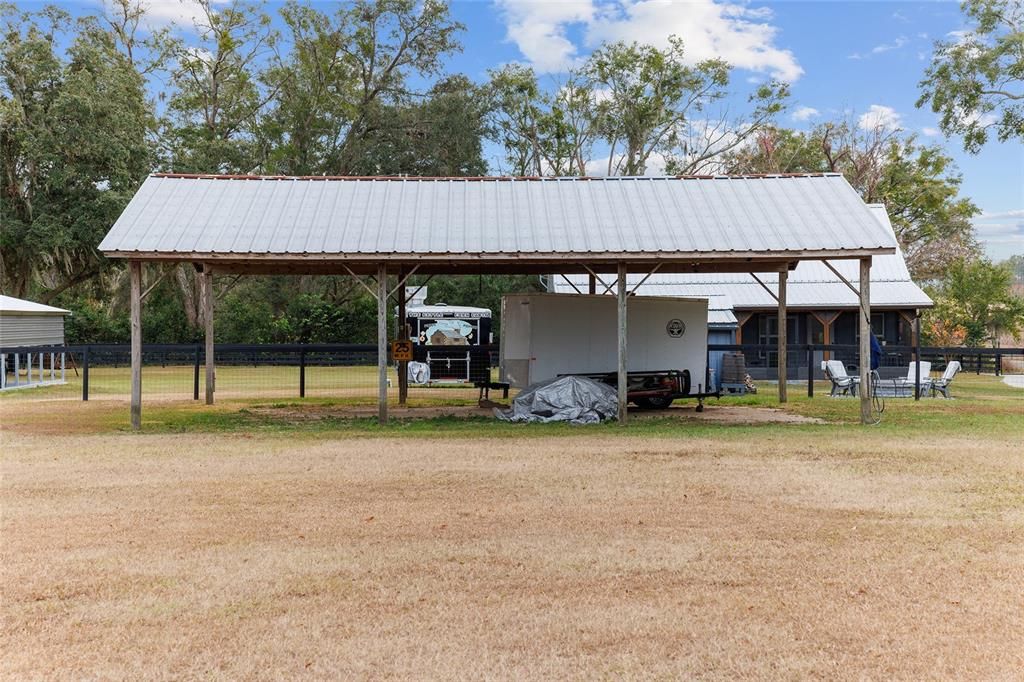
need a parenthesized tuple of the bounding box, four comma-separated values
(99, 174, 897, 275)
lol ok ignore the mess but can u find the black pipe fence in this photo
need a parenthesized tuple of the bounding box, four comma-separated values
(1, 342, 1021, 401)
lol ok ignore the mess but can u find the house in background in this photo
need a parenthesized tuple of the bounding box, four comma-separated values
(0, 295, 70, 390)
(555, 205, 932, 379)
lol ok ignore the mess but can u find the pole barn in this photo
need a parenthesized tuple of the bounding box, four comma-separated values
(98, 173, 897, 429)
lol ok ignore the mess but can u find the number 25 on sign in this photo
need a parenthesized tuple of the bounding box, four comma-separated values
(391, 340, 413, 362)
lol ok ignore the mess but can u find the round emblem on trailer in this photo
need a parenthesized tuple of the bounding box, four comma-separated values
(666, 319, 686, 338)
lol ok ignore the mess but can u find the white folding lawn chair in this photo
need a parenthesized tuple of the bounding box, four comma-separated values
(825, 360, 859, 397)
(929, 361, 961, 399)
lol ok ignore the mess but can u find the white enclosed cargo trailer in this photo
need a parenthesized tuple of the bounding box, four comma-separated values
(500, 294, 711, 408)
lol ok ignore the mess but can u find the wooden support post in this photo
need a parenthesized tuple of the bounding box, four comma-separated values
(398, 269, 408, 405)
(777, 270, 788, 404)
(859, 258, 872, 424)
(203, 266, 215, 405)
(807, 345, 814, 398)
(377, 263, 388, 425)
(130, 260, 142, 430)
(588, 273, 596, 295)
(193, 344, 200, 400)
(914, 314, 922, 400)
(616, 262, 628, 424)
(1, 354, 6, 390)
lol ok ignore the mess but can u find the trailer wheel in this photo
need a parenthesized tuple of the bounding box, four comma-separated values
(634, 396, 674, 409)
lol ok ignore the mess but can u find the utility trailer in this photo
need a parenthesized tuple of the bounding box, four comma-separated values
(500, 293, 716, 409)
(398, 287, 493, 384)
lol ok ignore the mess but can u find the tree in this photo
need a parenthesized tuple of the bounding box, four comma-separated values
(0, 4, 151, 301)
(918, 0, 1024, 152)
(924, 259, 1024, 346)
(725, 121, 980, 280)
(162, 0, 277, 174)
(487, 37, 788, 177)
(261, 0, 464, 175)
(587, 37, 788, 176)
(342, 75, 490, 176)
(487, 65, 597, 176)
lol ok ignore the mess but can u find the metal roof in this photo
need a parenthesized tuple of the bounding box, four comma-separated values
(706, 294, 738, 327)
(99, 174, 897, 266)
(0, 295, 70, 316)
(556, 206, 932, 310)
(406, 303, 492, 317)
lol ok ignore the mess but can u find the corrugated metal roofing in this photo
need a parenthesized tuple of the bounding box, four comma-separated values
(0, 295, 70, 315)
(706, 294, 738, 327)
(556, 206, 932, 309)
(99, 174, 897, 259)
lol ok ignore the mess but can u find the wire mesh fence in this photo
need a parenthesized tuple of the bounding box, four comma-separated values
(1, 342, 1020, 403)
(0, 343, 503, 403)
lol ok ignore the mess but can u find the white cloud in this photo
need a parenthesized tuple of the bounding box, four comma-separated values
(961, 110, 999, 127)
(849, 35, 908, 60)
(495, 0, 595, 71)
(103, 0, 228, 32)
(921, 126, 940, 136)
(973, 210, 1024, 260)
(495, 0, 803, 81)
(858, 104, 903, 131)
(981, 209, 1024, 220)
(792, 106, 819, 122)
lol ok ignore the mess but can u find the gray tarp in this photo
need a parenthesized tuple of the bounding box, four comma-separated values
(495, 375, 619, 424)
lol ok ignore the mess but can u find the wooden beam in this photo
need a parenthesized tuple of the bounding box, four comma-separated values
(859, 258, 872, 424)
(617, 262, 628, 424)
(778, 270, 788, 404)
(203, 267, 215, 405)
(377, 262, 388, 425)
(750, 274, 779, 302)
(588, 273, 596, 295)
(811, 310, 840, 361)
(130, 260, 142, 430)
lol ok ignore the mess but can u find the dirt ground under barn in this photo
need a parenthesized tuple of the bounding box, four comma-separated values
(2, 377, 1022, 678)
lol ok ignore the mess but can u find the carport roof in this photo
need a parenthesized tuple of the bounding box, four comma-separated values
(100, 173, 897, 275)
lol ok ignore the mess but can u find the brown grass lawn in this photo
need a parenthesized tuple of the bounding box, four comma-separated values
(2, 379, 1023, 679)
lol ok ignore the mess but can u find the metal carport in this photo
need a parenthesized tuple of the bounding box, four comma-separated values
(99, 172, 897, 428)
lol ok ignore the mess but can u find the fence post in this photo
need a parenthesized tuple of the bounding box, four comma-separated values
(299, 349, 306, 398)
(977, 353, 981, 375)
(996, 353, 1001, 376)
(914, 316, 922, 401)
(193, 344, 201, 400)
(82, 347, 90, 401)
(807, 345, 814, 398)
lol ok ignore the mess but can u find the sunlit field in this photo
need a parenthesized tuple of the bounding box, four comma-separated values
(2, 374, 1022, 678)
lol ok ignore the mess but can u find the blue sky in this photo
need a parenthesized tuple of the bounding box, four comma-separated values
(53, 1, 1024, 259)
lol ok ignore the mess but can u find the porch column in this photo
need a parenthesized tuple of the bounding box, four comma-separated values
(130, 260, 142, 430)
(859, 258, 872, 424)
(203, 266, 215, 405)
(777, 270, 788, 403)
(616, 262, 628, 424)
(377, 263, 388, 425)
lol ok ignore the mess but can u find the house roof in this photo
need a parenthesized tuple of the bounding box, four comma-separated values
(556, 206, 932, 310)
(99, 173, 897, 274)
(0, 295, 70, 316)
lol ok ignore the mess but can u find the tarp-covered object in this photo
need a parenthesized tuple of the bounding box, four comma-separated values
(495, 376, 618, 424)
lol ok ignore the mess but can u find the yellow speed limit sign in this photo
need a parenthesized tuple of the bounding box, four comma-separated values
(391, 340, 414, 362)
